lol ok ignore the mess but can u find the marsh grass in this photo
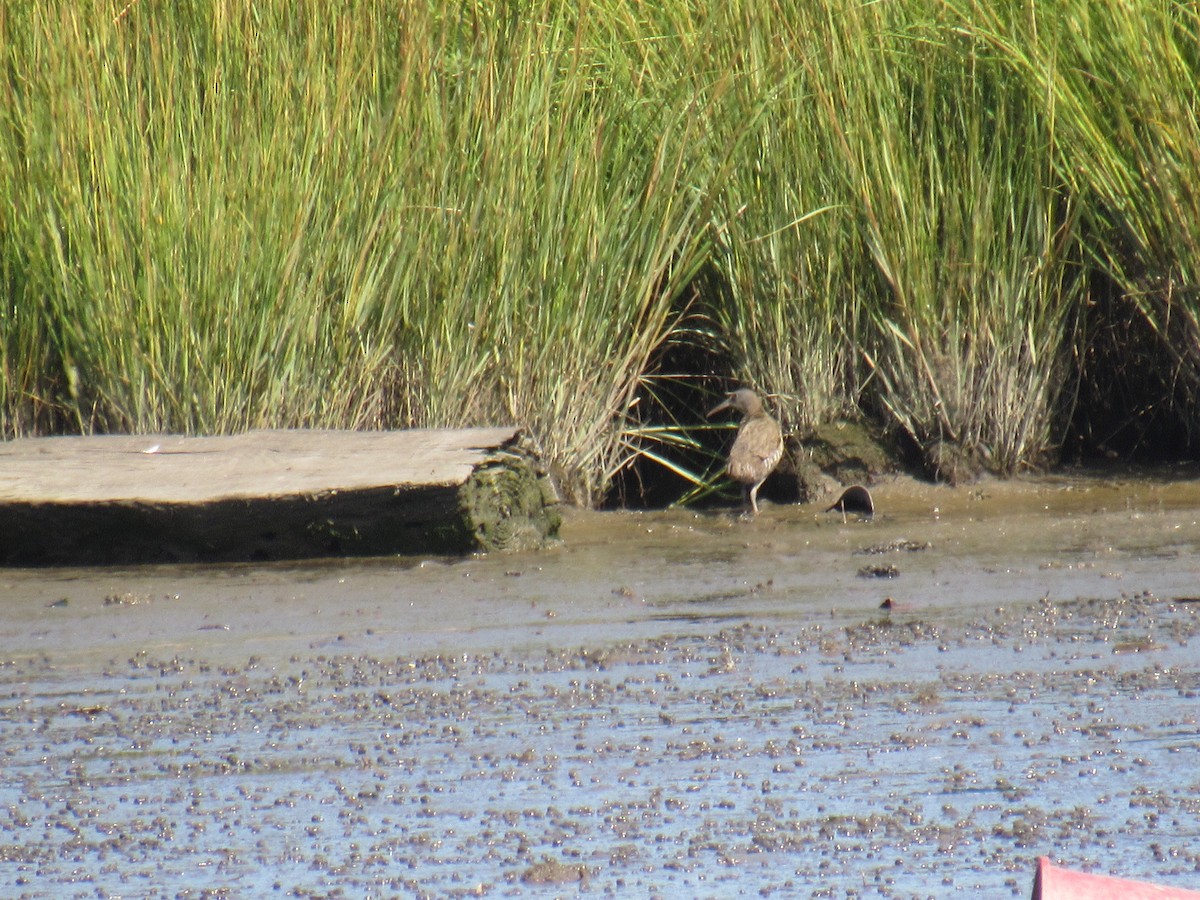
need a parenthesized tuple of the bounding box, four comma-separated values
(1, 2, 731, 502)
(707, 0, 868, 436)
(812, 2, 1083, 474)
(372, 5, 733, 502)
(2, 1, 1197, 504)
(3, 1, 407, 433)
(955, 0, 1200, 445)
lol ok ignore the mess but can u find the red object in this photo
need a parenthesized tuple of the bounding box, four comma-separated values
(1032, 857, 1200, 899)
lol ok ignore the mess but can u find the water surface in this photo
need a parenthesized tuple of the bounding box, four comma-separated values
(2, 471, 1199, 897)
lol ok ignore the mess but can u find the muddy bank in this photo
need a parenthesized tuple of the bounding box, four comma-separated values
(1, 471, 1199, 897)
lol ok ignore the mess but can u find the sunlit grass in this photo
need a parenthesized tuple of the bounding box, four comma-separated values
(0, 2, 729, 503)
(953, 0, 1200, 443)
(706, 0, 867, 437)
(1, 0, 1196, 503)
(810, 1, 1084, 474)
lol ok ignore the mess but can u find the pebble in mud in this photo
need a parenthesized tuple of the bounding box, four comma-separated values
(1, 597, 1198, 897)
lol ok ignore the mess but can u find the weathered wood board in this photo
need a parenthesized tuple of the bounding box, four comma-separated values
(0, 428, 561, 565)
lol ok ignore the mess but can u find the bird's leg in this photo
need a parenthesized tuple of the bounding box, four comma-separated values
(748, 481, 762, 515)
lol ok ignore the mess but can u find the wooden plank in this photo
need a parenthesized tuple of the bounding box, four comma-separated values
(0, 428, 561, 565)
(0, 428, 522, 502)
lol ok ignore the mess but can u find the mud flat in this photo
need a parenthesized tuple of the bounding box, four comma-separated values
(0, 469, 1199, 897)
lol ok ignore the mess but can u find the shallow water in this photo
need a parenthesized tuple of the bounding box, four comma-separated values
(2, 471, 1199, 898)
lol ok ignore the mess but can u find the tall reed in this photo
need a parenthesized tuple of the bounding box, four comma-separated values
(370, 4, 729, 502)
(2, 0, 1193, 506)
(954, 0, 1200, 441)
(0, 2, 731, 502)
(1, 1, 408, 434)
(705, 0, 868, 436)
(811, 1, 1083, 474)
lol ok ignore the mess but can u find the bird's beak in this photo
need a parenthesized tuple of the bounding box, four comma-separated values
(707, 395, 733, 418)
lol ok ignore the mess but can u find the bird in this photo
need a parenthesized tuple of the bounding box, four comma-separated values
(707, 388, 784, 515)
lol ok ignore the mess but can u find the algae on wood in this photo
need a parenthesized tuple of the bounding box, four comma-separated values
(0, 428, 560, 565)
(458, 441, 562, 553)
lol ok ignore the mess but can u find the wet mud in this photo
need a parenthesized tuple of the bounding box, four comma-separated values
(1, 471, 1199, 897)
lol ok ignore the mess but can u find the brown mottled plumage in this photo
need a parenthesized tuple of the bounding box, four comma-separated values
(707, 388, 784, 515)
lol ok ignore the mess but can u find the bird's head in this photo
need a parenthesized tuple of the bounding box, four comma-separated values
(707, 388, 764, 419)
